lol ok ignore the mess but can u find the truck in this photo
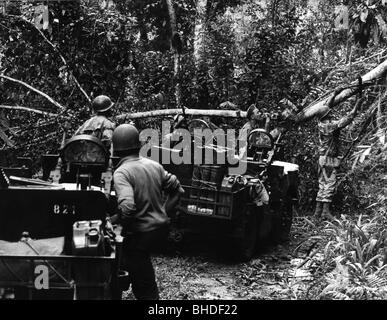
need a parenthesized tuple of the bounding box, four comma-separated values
(161, 116, 299, 261)
(0, 112, 299, 300)
(0, 135, 128, 300)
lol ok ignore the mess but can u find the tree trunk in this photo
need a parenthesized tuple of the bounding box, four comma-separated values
(165, 0, 182, 110)
(194, 0, 208, 70)
(295, 58, 387, 122)
(193, 0, 208, 109)
(116, 108, 246, 120)
(271, 0, 279, 27)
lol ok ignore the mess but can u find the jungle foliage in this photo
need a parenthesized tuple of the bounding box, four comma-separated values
(0, 0, 386, 299)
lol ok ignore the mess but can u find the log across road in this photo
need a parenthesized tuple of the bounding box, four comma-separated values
(116, 58, 387, 123)
(116, 108, 247, 120)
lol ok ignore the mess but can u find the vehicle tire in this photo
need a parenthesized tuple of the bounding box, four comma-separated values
(255, 205, 272, 249)
(279, 197, 293, 243)
(231, 208, 257, 262)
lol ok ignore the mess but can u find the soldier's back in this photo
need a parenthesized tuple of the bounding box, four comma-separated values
(76, 115, 115, 139)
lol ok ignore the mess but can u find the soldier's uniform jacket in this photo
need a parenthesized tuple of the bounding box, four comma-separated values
(113, 156, 182, 234)
(317, 114, 353, 158)
(240, 121, 253, 138)
(316, 113, 354, 202)
(74, 115, 115, 149)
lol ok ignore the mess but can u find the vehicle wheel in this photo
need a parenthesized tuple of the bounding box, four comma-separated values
(231, 209, 257, 262)
(255, 205, 274, 250)
(279, 197, 293, 243)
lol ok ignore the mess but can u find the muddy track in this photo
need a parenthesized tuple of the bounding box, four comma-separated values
(123, 216, 326, 300)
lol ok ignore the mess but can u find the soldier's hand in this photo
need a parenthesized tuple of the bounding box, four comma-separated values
(105, 217, 116, 237)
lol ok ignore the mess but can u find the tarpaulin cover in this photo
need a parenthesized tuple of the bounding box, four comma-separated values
(0, 237, 65, 283)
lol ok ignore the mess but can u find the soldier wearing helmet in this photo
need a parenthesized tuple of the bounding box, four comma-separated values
(74, 95, 116, 151)
(238, 104, 260, 160)
(314, 80, 363, 220)
(108, 124, 184, 300)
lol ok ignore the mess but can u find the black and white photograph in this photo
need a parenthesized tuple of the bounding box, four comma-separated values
(0, 0, 386, 309)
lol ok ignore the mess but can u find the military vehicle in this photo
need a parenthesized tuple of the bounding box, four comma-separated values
(161, 115, 299, 261)
(0, 135, 127, 300)
(0, 110, 299, 300)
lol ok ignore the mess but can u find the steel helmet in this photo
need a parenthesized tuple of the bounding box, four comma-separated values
(92, 95, 114, 113)
(112, 124, 141, 152)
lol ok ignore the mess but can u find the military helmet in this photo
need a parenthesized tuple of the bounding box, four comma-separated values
(112, 124, 141, 152)
(92, 95, 114, 113)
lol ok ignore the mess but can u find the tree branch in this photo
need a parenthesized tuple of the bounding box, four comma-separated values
(0, 74, 66, 111)
(0, 105, 60, 117)
(296, 58, 387, 122)
(7, 14, 91, 103)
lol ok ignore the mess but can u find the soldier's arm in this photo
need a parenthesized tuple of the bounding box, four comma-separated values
(102, 121, 115, 141)
(101, 128, 114, 150)
(110, 171, 136, 225)
(162, 170, 184, 215)
(337, 76, 364, 129)
(102, 128, 114, 141)
(101, 122, 115, 150)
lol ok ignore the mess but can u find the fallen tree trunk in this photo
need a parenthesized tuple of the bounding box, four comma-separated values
(296, 58, 387, 122)
(116, 108, 246, 120)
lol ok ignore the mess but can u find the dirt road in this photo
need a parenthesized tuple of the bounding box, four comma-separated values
(123, 216, 325, 300)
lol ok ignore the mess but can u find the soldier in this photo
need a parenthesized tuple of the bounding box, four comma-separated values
(108, 124, 184, 300)
(238, 104, 260, 160)
(74, 95, 116, 151)
(314, 81, 363, 220)
(203, 116, 221, 131)
(162, 113, 188, 148)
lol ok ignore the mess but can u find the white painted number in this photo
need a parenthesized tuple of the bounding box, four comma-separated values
(53, 204, 76, 215)
(54, 204, 60, 214)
